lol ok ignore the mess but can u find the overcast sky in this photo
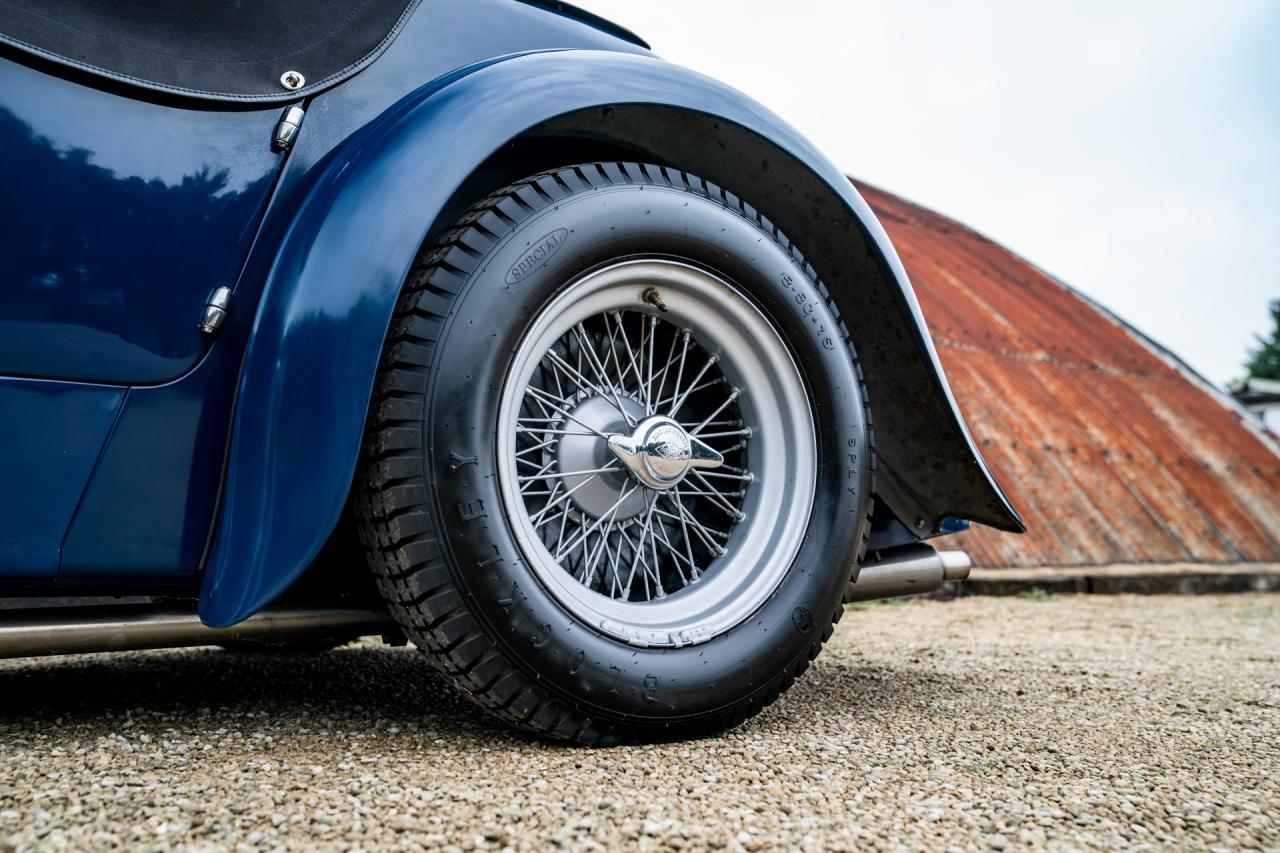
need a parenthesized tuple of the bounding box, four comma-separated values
(579, 0, 1279, 386)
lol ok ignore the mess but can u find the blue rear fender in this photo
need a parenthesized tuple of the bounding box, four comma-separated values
(199, 48, 1021, 627)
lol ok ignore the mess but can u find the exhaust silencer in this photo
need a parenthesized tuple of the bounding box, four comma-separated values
(846, 544, 971, 602)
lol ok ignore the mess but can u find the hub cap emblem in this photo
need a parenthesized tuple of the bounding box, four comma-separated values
(606, 415, 724, 490)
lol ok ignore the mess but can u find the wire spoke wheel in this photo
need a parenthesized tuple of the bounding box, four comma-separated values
(497, 260, 817, 647)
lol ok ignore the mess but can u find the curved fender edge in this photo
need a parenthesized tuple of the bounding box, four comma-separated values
(199, 49, 1022, 628)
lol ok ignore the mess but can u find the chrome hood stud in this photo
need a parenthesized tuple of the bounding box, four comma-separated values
(606, 415, 723, 490)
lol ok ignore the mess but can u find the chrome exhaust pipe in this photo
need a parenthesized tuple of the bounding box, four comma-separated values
(847, 544, 971, 602)
(0, 605, 394, 660)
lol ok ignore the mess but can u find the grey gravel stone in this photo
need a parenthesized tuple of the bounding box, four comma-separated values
(1, 593, 1277, 850)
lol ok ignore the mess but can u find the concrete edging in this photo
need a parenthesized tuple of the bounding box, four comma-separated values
(939, 563, 1280, 597)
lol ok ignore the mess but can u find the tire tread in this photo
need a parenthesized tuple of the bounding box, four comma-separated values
(353, 163, 876, 744)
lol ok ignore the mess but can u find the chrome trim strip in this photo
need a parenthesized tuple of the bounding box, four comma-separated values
(0, 606, 393, 659)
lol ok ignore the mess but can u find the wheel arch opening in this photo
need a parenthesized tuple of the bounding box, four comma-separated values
(412, 103, 1022, 537)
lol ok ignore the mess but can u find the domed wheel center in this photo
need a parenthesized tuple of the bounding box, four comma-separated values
(606, 415, 724, 490)
(556, 395, 649, 521)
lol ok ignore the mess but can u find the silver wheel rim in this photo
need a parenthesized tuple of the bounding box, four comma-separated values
(496, 260, 816, 647)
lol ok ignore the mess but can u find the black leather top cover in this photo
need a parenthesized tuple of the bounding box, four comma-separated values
(0, 0, 421, 102)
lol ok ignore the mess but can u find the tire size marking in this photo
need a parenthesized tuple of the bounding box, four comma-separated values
(608, 664, 625, 696)
(477, 544, 502, 569)
(497, 580, 526, 609)
(780, 272, 833, 349)
(457, 499, 486, 522)
(847, 436, 862, 493)
(448, 452, 478, 469)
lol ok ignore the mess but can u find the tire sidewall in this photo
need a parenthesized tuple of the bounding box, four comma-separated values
(425, 183, 867, 723)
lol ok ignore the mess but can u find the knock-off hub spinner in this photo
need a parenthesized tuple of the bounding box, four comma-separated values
(606, 415, 724, 490)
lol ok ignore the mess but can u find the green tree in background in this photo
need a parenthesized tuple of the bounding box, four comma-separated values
(1245, 299, 1280, 380)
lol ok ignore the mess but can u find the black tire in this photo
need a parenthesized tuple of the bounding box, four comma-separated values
(354, 163, 873, 744)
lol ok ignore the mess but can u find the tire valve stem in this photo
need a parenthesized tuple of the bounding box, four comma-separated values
(642, 288, 669, 313)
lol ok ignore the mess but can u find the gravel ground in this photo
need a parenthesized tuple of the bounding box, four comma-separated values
(1, 593, 1277, 851)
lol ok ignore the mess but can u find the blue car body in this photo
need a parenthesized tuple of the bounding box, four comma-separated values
(0, 0, 1021, 628)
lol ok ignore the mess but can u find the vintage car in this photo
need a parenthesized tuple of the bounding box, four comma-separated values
(0, 0, 1022, 743)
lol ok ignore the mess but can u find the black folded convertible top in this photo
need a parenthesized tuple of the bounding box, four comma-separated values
(0, 0, 421, 103)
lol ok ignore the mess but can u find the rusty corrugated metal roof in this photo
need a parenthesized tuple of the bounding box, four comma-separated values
(855, 180, 1280, 567)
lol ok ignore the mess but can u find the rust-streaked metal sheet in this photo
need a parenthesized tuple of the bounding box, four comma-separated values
(855, 180, 1280, 567)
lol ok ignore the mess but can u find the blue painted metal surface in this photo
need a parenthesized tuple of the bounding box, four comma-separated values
(0, 0, 639, 588)
(58, 365, 236, 581)
(0, 57, 282, 384)
(0, 378, 123, 576)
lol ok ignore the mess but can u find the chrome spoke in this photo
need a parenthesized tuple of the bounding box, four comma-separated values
(679, 419, 738, 430)
(653, 507, 728, 542)
(668, 328, 690, 407)
(651, 326, 683, 409)
(605, 527, 625, 598)
(544, 350, 613, 404)
(650, 514, 696, 584)
(524, 386, 611, 439)
(517, 464, 618, 483)
(695, 469, 755, 482)
(691, 389, 741, 434)
(645, 314, 657, 414)
(670, 487, 698, 580)
(580, 498, 624, 589)
(569, 325, 637, 427)
(515, 437, 557, 457)
(667, 355, 718, 418)
(622, 497, 658, 600)
(693, 428, 752, 440)
(530, 475, 597, 527)
(653, 376, 724, 410)
(613, 312, 648, 409)
(556, 481, 639, 560)
(660, 489, 725, 556)
(517, 457, 557, 491)
(516, 425, 598, 437)
(689, 470, 747, 520)
(646, 506, 664, 598)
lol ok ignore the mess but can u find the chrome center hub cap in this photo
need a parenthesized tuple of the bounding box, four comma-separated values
(606, 415, 724, 490)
